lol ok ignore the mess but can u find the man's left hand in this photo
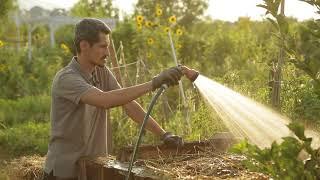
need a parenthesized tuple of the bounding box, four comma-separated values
(161, 132, 184, 147)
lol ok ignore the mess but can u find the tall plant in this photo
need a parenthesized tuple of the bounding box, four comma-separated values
(258, 0, 320, 97)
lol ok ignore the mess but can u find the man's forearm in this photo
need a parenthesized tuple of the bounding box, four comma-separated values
(124, 101, 165, 136)
(81, 81, 153, 109)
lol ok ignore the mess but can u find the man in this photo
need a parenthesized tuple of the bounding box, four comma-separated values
(43, 18, 183, 180)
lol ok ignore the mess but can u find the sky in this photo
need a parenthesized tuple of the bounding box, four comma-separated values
(18, 0, 320, 22)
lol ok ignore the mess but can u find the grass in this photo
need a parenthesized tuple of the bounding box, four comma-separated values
(0, 121, 50, 156)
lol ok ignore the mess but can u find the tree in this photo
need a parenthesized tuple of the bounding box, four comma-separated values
(70, 0, 119, 19)
(288, 20, 320, 95)
(134, 0, 208, 28)
(0, 0, 16, 20)
(258, 0, 320, 112)
(292, 0, 320, 95)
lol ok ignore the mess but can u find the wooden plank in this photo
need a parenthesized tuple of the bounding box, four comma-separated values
(79, 156, 158, 180)
(78, 159, 87, 180)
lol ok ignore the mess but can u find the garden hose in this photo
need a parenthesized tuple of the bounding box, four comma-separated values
(125, 84, 168, 180)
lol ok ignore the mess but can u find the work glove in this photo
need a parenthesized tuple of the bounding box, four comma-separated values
(152, 67, 182, 90)
(161, 132, 184, 147)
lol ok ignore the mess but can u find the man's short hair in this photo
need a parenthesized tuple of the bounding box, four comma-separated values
(74, 18, 111, 53)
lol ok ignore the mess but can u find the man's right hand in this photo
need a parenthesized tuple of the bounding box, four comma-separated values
(152, 67, 182, 90)
(161, 132, 184, 147)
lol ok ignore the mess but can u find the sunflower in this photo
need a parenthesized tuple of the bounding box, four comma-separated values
(147, 38, 154, 45)
(145, 21, 153, 27)
(34, 34, 40, 40)
(60, 43, 70, 53)
(137, 22, 143, 30)
(156, 8, 162, 16)
(136, 15, 144, 23)
(147, 52, 152, 58)
(176, 28, 183, 36)
(0, 40, 4, 48)
(0, 64, 6, 72)
(60, 43, 68, 49)
(168, 15, 176, 24)
(176, 43, 182, 49)
(164, 27, 171, 33)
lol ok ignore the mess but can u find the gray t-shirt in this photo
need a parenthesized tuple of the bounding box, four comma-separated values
(44, 57, 120, 178)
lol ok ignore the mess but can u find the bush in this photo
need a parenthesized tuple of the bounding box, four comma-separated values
(231, 122, 320, 179)
(0, 95, 50, 127)
(0, 47, 64, 99)
(0, 121, 49, 156)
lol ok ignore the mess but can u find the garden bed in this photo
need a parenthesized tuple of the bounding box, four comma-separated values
(6, 133, 269, 179)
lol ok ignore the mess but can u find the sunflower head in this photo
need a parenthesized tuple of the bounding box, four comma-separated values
(147, 38, 154, 45)
(136, 15, 144, 23)
(176, 29, 183, 36)
(176, 43, 182, 49)
(0, 64, 6, 72)
(156, 8, 162, 16)
(147, 52, 152, 58)
(60, 43, 67, 49)
(0, 40, 4, 48)
(145, 21, 153, 27)
(60, 43, 70, 53)
(168, 15, 176, 24)
(137, 22, 143, 30)
(164, 27, 171, 33)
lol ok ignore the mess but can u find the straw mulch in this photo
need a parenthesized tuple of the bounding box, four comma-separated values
(5, 152, 269, 180)
(6, 155, 45, 180)
(135, 150, 269, 180)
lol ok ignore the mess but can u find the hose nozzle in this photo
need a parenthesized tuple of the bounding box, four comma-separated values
(178, 65, 199, 82)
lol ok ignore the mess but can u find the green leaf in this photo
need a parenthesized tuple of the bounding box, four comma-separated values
(288, 123, 307, 141)
(267, 17, 279, 30)
(281, 137, 303, 158)
(277, 15, 289, 35)
(229, 139, 249, 153)
(256, 4, 268, 10)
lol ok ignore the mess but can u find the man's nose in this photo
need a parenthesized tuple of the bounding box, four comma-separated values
(106, 48, 111, 56)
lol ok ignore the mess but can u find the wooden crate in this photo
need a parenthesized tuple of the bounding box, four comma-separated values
(78, 132, 236, 180)
(78, 156, 158, 180)
(117, 133, 235, 162)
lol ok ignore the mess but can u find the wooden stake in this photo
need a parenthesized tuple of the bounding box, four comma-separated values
(106, 37, 124, 154)
(167, 31, 190, 129)
(108, 38, 123, 86)
(271, 0, 285, 110)
(119, 41, 133, 87)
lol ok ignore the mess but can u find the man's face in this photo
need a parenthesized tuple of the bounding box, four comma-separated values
(86, 32, 110, 67)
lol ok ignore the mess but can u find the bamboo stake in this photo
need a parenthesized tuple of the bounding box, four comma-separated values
(135, 59, 141, 85)
(167, 31, 190, 128)
(119, 41, 133, 87)
(167, 31, 187, 106)
(108, 37, 123, 86)
(106, 37, 124, 153)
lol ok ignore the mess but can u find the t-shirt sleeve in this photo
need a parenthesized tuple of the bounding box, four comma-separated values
(106, 68, 122, 90)
(55, 73, 95, 104)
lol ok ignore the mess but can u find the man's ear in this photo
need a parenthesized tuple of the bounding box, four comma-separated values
(79, 40, 90, 52)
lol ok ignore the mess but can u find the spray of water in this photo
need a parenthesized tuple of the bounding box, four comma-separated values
(194, 75, 319, 149)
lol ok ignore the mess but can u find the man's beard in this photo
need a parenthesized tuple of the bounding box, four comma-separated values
(97, 56, 107, 67)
